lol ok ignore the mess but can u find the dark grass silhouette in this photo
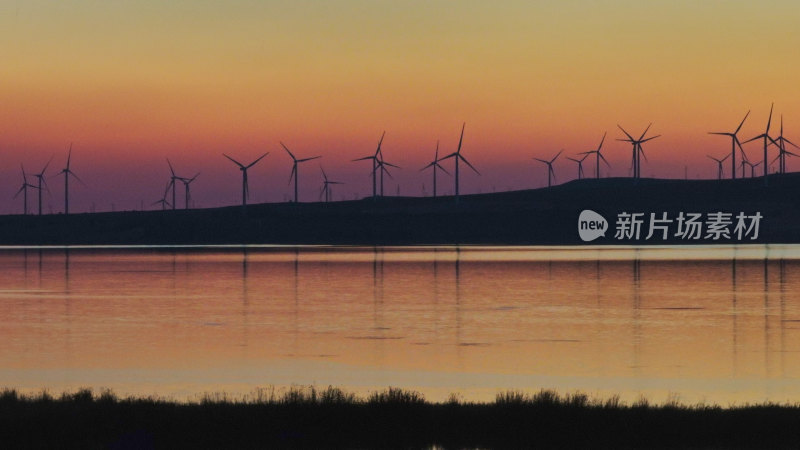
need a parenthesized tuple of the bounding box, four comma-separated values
(2, 174, 800, 245)
(2, 386, 800, 449)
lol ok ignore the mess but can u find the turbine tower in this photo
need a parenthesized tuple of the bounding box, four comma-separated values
(534, 150, 562, 188)
(708, 110, 749, 180)
(223, 152, 269, 207)
(353, 132, 385, 199)
(282, 142, 321, 203)
(56, 143, 85, 215)
(420, 140, 450, 197)
(617, 124, 660, 180)
(441, 123, 480, 201)
(707, 154, 730, 180)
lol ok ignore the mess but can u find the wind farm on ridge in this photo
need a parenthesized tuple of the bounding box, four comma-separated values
(3, 104, 800, 246)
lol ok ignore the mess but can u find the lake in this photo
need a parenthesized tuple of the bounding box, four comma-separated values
(1, 245, 798, 405)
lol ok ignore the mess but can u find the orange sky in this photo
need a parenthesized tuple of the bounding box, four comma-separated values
(2, 1, 800, 212)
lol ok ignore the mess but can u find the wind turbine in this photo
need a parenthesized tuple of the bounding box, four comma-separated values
(165, 159, 186, 211)
(420, 140, 450, 197)
(707, 154, 730, 180)
(771, 115, 799, 174)
(179, 173, 200, 209)
(281, 142, 321, 203)
(151, 181, 172, 210)
(579, 132, 609, 179)
(375, 151, 400, 197)
(566, 153, 589, 180)
(534, 150, 562, 188)
(749, 161, 762, 178)
(440, 123, 480, 201)
(352, 132, 385, 199)
(319, 166, 343, 202)
(34, 156, 53, 216)
(13, 164, 38, 215)
(56, 143, 85, 214)
(743, 103, 777, 184)
(223, 152, 269, 207)
(617, 124, 660, 180)
(708, 110, 749, 180)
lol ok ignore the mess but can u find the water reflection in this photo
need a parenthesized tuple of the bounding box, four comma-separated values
(0, 245, 799, 403)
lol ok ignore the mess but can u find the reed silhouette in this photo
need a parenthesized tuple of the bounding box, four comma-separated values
(2, 386, 800, 449)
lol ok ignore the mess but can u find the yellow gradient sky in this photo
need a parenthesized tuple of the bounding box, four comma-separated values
(2, 1, 799, 211)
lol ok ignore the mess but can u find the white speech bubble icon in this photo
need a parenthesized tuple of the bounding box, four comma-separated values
(578, 210, 608, 242)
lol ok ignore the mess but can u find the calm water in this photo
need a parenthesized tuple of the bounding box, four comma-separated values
(1, 245, 799, 404)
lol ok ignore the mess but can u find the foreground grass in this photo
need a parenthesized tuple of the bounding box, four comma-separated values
(2, 387, 800, 449)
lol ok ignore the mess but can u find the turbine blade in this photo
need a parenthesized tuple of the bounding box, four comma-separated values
(550, 149, 562, 163)
(167, 158, 175, 176)
(766, 102, 774, 132)
(280, 142, 296, 161)
(352, 155, 375, 162)
(66, 143, 73, 169)
(246, 152, 269, 169)
(298, 156, 322, 163)
(783, 137, 800, 149)
(735, 110, 751, 134)
(288, 164, 296, 185)
(70, 171, 88, 187)
(375, 131, 386, 157)
(456, 122, 465, 155)
(597, 132, 606, 151)
(223, 154, 245, 167)
(40, 155, 54, 175)
(459, 154, 480, 175)
(599, 153, 611, 167)
(640, 134, 661, 143)
(420, 161, 436, 171)
(435, 163, 451, 175)
(617, 124, 634, 141)
(742, 134, 764, 144)
(638, 122, 653, 141)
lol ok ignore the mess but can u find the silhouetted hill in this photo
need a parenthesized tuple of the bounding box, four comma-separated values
(1, 175, 799, 245)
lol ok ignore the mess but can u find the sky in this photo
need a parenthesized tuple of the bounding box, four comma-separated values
(2, 0, 800, 213)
